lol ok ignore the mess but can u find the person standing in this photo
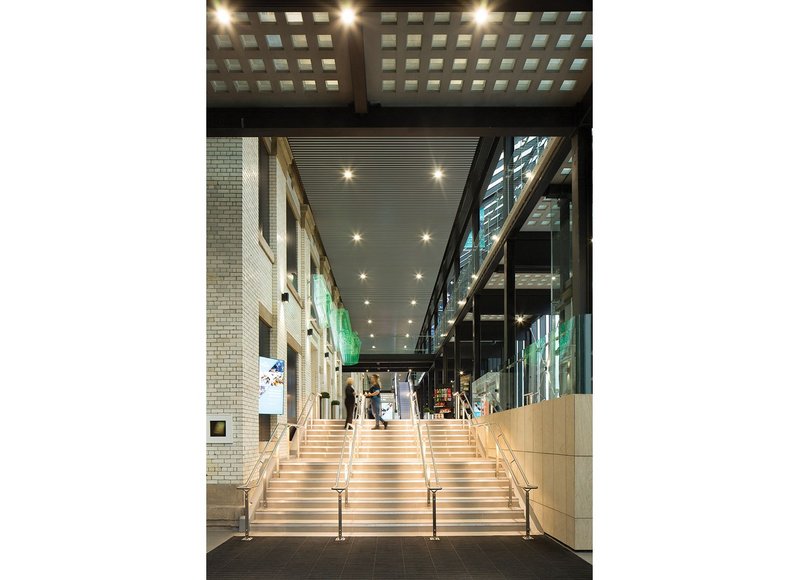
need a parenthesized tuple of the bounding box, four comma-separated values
(344, 377, 356, 430)
(366, 374, 388, 430)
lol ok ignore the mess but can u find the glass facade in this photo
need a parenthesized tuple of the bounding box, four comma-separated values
(425, 136, 591, 407)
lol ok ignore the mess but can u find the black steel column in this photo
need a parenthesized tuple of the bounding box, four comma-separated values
(503, 136, 514, 218)
(571, 126, 593, 395)
(559, 199, 571, 294)
(503, 240, 517, 408)
(472, 294, 482, 382)
(442, 344, 449, 389)
(454, 324, 461, 392)
(571, 126, 592, 316)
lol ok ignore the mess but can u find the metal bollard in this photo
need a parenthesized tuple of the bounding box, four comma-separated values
(334, 490, 346, 542)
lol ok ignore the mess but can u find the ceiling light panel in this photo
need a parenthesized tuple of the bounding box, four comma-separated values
(429, 58, 444, 71)
(321, 58, 336, 72)
(240, 35, 258, 49)
(317, 34, 333, 49)
(381, 34, 397, 49)
(381, 12, 397, 24)
(297, 58, 312, 72)
(312, 12, 329, 23)
(506, 34, 524, 49)
(434, 12, 450, 24)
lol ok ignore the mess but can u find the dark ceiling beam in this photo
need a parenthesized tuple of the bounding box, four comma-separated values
(207, 1, 592, 11)
(343, 353, 436, 373)
(207, 106, 578, 137)
(348, 23, 368, 114)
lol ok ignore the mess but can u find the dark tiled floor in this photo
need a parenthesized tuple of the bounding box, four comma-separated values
(207, 536, 592, 579)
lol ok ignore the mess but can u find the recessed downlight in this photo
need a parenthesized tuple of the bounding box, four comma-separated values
(408, 320, 413, 324)
(364, 300, 370, 305)
(411, 300, 417, 305)
(474, 7, 489, 24)
(415, 272, 423, 280)
(343, 169, 353, 180)
(352, 233, 362, 242)
(368, 319, 372, 324)
(216, 8, 231, 24)
(405, 333, 410, 338)
(359, 272, 367, 280)
(341, 6, 356, 25)
(433, 168, 444, 179)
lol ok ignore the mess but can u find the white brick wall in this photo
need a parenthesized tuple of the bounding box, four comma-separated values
(207, 136, 344, 491)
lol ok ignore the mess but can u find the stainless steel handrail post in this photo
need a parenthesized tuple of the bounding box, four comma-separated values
(334, 489, 345, 541)
(522, 486, 534, 540)
(429, 488, 441, 541)
(242, 489, 252, 541)
(331, 395, 365, 540)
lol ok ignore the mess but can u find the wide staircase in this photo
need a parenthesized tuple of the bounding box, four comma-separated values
(248, 418, 527, 535)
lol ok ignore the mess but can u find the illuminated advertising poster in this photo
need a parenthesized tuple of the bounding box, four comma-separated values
(259, 357, 285, 414)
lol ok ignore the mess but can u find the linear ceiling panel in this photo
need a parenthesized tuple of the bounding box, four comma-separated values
(290, 136, 478, 353)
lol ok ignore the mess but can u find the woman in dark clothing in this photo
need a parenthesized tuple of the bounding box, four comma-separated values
(344, 377, 356, 429)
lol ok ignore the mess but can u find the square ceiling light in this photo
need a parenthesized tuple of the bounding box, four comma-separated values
(523, 58, 539, 71)
(506, 34, 524, 49)
(405, 58, 420, 71)
(285, 12, 303, 24)
(408, 12, 424, 24)
(258, 12, 276, 23)
(297, 58, 312, 72)
(547, 58, 563, 71)
(514, 12, 532, 23)
(481, 34, 498, 48)
(427, 79, 441, 92)
(516, 79, 531, 91)
(449, 79, 463, 91)
(303, 80, 317, 92)
(567, 11, 586, 23)
(317, 34, 333, 49)
(279, 80, 294, 92)
(457, 34, 472, 48)
(256, 80, 272, 92)
(265, 35, 282, 49)
(532, 34, 549, 49)
(382, 34, 397, 49)
(210, 80, 227, 92)
(312, 12, 329, 23)
(404, 79, 418, 92)
(560, 80, 576, 91)
(240, 35, 258, 49)
(325, 80, 339, 91)
(538, 80, 553, 91)
(407, 34, 422, 49)
(434, 12, 450, 23)
(471, 79, 486, 91)
(432, 34, 447, 48)
(214, 34, 232, 49)
(541, 12, 559, 23)
(556, 34, 574, 49)
(292, 35, 309, 49)
(273, 58, 289, 72)
(453, 58, 467, 71)
(224, 58, 241, 72)
(321, 58, 336, 72)
(582, 34, 593, 48)
(493, 80, 508, 91)
(382, 79, 396, 92)
(570, 58, 587, 71)
(381, 12, 397, 23)
(429, 58, 444, 71)
(500, 58, 516, 71)
(476, 58, 492, 71)
(249, 58, 265, 72)
(206, 59, 218, 71)
(382, 58, 396, 72)
(233, 80, 250, 92)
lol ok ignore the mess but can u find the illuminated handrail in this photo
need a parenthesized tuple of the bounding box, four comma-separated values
(455, 391, 539, 540)
(237, 423, 291, 541)
(331, 394, 366, 541)
(411, 391, 442, 540)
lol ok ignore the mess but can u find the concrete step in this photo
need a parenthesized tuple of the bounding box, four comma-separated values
(266, 487, 512, 499)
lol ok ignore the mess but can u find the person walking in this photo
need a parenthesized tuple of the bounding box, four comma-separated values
(344, 377, 356, 429)
(366, 374, 388, 430)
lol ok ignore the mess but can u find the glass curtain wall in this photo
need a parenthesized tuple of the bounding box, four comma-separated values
(427, 135, 592, 407)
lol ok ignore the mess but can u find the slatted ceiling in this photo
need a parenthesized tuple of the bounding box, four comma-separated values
(290, 136, 478, 354)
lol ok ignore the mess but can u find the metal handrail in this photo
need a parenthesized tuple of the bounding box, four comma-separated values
(294, 392, 321, 459)
(331, 394, 366, 541)
(455, 391, 539, 540)
(411, 391, 442, 540)
(237, 422, 291, 541)
(236, 391, 319, 541)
